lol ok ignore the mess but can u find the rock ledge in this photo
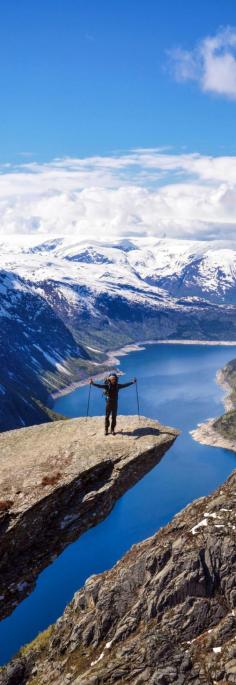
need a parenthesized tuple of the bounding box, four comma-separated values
(0, 415, 178, 620)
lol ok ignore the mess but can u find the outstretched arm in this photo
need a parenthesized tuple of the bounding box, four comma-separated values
(90, 380, 106, 389)
(118, 379, 136, 390)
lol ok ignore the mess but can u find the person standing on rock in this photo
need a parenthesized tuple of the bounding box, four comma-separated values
(90, 374, 136, 435)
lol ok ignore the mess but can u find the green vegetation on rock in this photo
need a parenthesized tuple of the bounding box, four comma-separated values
(212, 358, 236, 440)
(20, 626, 54, 657)
(220, 358, 236, 405)
(213, 409, 236, 440)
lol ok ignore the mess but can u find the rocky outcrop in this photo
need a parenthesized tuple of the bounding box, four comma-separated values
(0, 415, 178, 621)
(3, 468, 236, 685)
(191, 416, 236, 453)
(191, 360, 236, 451)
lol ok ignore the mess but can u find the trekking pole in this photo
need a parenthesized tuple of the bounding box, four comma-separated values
(86, 382, 92, 421)
(135, 380, 140, 421)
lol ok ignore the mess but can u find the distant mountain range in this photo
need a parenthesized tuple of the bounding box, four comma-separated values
(1, 236, 236, 431)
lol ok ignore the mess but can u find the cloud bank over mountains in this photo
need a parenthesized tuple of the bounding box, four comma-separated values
(169, 27, 236, 100)
(1, 148, 236, 243)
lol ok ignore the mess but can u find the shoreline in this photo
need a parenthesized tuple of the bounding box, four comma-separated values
(51, 339, 236, 401)
(190, 366, 236, 452)
(190, 418, 236, 454)
(50, 343, 145, 400)
(140, 339, 236, 347)
(216, 369, 234, 412)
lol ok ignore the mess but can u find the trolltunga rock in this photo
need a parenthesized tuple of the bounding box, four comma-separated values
(0, 415, 178, 621)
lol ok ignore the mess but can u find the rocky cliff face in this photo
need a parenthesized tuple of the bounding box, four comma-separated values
(0, 269, 91, 432)
(0, 416, 178, 622)
(3, 467, 236, 685)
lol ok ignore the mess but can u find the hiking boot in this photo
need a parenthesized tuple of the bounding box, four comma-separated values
(105, 430, 108, 436)
(111, 430, 116, 435)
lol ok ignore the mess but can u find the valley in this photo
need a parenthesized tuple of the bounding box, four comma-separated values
(1, 236, 236, 431)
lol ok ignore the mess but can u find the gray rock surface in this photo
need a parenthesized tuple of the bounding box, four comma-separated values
(2, 467, 236, 685)
(0, 415, 178, 620)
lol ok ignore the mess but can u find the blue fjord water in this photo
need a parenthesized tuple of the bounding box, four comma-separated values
(1, 342, 236, 665)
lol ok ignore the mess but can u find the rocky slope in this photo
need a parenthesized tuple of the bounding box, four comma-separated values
(2, 237, 236, 431)
(191, 358, 236, 451)
(0, 269, 91, 432)
(0, 415, 178, 622)
(2, 465, 236, 685)
(213, 360, 236, 441)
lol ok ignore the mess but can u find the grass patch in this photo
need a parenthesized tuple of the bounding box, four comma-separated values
(20, 625, 54, 657)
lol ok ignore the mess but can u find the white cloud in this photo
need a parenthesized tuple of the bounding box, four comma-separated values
(169, 27, 236, 99)
(168, 47, 200, 83)
(0, 149, 236, 242)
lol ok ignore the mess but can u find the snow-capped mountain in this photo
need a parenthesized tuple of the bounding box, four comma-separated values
(130, 239, 236, 303)
(9, 235, 235, 303)
(1, 235, 236, 431)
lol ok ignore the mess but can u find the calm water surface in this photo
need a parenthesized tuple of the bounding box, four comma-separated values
(1, 343, 236, 664)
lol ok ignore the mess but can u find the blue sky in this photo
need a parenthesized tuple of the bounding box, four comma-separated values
(1, 1, 236, 243)
(1, 0, 236, 162)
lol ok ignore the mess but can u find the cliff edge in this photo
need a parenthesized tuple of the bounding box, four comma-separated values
(0, 415, 178, 621)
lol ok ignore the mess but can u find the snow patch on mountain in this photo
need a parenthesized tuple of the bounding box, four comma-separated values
(1, 236, 236, 304)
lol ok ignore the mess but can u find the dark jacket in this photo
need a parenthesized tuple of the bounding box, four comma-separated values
(92, 379, 134, 404)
